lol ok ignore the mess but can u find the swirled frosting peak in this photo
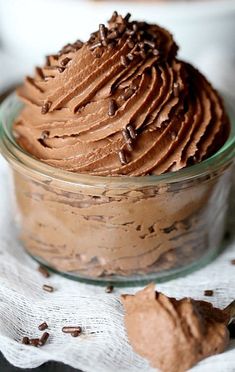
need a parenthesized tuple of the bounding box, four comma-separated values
(14, 12, 230, 176)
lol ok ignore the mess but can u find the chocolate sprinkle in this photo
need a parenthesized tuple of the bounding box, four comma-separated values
(99, 24, 107, 46)
(74, 40, 83, 49)
(120, 55, 128, 67)
(38, 322, 48, 331)
(126, 143, 133, 151)
(124, 12, 131, 22)
(122, 130, 133, 151)
(108, 99, 117, 116)
(40, 131, 50, 140)
(127, 53, 134, 61)
(204, 290, 214, 297)
(173, 82, 180, 97)
(38, 265, 50, 278)
(105, 285, 114, 293)
(39, 332, 49, 346)
(42, 284, 54, 293)
(62, 326, 82, 334)
(122, 128, 132, 144)
(152, 49, 159, 56)
(61, 57, 71, 67)
(144, 40, 155, 49)
(126, 124, 136, 139)
(22, 336, 29, 345)
(118, 150, 127, 165)
(112, 10, 118, 19)
(29, 338, 40, 347)
(41, 101, 51, 115)
(57, 66, 65, 73)
(89, 41, 102, 51)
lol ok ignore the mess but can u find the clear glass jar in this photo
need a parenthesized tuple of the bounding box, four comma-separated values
(0, 94, 235, 286)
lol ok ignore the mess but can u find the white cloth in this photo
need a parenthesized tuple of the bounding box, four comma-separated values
(0, 155, 235, 372)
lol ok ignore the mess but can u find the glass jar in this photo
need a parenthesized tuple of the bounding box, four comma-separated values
(0, 94, 235, 285)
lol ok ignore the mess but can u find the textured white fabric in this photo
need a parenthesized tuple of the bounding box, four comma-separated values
(0, 154, 235, 372)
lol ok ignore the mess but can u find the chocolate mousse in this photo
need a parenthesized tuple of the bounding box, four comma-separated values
(14, 12, 229, 176)
(10, 13, 231, 278)
(121, 284, 230, 372)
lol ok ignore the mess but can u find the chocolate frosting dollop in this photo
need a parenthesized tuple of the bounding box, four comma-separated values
(14, 12, 230, 176)
(121, 284, 230, 372)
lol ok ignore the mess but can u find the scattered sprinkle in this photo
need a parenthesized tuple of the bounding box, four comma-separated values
(38, 265, 50, 278)
(29, 338, 40, 347)
(39, 332, 50, 346)
(42, 284, 54, 293)
(62, 326, 82, 335)
(38, 322, 48, 331)
(22, 336, 29, 345)
(105, 285, 114, 293)
(204, 290, 214, 297)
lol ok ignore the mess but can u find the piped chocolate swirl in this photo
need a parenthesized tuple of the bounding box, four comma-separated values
(14, 12, 230, 176)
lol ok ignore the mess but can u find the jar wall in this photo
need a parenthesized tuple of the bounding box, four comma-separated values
(11, 165, 233, 283)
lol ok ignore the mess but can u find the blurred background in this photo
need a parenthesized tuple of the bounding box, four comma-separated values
(0, 0, 235, 99)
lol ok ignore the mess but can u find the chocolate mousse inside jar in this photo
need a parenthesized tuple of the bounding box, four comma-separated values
(0, 12, 234, 284)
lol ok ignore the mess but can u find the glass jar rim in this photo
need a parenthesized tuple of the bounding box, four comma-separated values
(0, 93, 235, 189)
